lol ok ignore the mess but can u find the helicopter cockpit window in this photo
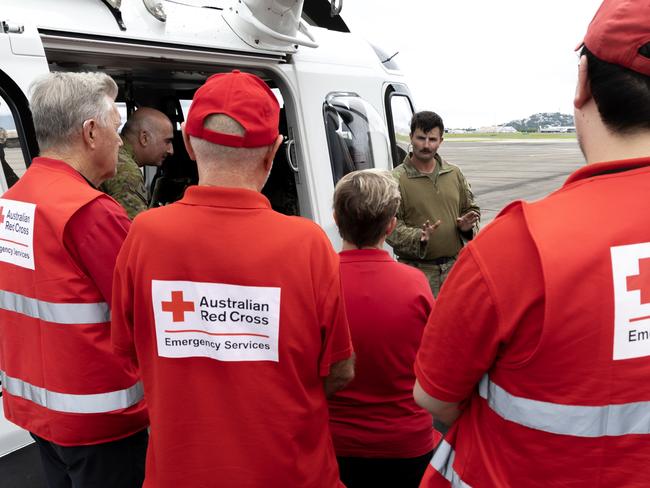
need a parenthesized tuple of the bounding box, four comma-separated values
(323, 93, 391, 185)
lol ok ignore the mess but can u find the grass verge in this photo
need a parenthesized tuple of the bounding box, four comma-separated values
(443, 132, 577, 140)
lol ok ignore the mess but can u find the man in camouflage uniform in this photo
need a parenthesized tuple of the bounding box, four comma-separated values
(100, 107, 174, 219)
(387, 111, 479, 296)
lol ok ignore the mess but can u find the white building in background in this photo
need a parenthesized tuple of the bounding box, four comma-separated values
(478, 125, 518, 133)
(540, 126, 576, 133)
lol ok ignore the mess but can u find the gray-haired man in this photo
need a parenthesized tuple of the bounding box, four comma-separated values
(0, 72, 148, 488)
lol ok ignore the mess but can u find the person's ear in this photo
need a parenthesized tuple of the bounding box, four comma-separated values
(181, 122, 196, 161)
(263, 134, 283, 173)
(386, 216, 397, 237)
(139, 129, 149, 147)
(82, 119, 98, 148)
(333, 210, 339, 226)
(574, 55, 592, 109)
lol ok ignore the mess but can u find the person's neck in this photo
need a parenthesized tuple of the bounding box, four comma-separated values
(198, 159, 268, 191)
(341, 239, 385, 251)
(576, 101, 650, 165)
(198, 179, 259, 191)
(198, 172, 261, 191)
(585, 129, 650, 165)
(410, 154, 437, 174)
(40, 148, 100, 187)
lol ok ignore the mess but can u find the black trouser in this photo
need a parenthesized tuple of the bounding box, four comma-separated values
(31, 429, 148, 488)
(337, 450, 434, 488)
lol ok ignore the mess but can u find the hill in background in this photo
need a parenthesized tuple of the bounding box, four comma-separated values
(504, 112, 574, 132)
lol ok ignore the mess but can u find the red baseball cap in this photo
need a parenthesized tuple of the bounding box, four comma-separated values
(579, 0, 650, 76)
(186, 70, 280, 148)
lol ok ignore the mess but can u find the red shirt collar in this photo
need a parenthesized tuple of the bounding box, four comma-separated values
(31, 156, 94, 187)
(339, 248, 394, 263)
(565, 156, 650, 185)
(178, 185, 271, 209)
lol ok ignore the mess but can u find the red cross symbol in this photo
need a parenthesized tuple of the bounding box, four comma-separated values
(0, 207, 4, 225)
(161, 290, 195, 322)
(627, 257, 650, 304)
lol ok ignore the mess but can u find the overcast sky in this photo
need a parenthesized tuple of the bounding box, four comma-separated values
(341, 0, 603, 128)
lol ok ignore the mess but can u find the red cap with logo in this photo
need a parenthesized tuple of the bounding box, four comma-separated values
(186, 70, 280, 148)
(579, 0, 650, 76)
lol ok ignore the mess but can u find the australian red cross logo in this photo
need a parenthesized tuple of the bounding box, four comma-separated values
(162, 290, 195, 322)
(0, 206, 4, 225)
(627, 257, 650, 305)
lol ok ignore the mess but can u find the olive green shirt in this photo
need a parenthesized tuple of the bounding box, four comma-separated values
(387, 153, 480, 260)
(100, 141, 148, 220)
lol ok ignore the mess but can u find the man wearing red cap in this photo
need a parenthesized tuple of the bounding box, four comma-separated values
(413, 1, 650, 486)
(111, 70, 355, 487)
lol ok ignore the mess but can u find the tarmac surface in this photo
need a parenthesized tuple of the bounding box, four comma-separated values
(0, 443, 42, 488)
(439, 139, 585, 224)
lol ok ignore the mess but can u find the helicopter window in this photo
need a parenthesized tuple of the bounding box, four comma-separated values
(388, 94, 414, 167)
(116, 102, 128, 131)
(323, 93, 391, 185)
(179, 99, 192, 124)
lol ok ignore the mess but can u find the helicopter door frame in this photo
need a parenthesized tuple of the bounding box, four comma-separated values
(384, 83, 415, 168)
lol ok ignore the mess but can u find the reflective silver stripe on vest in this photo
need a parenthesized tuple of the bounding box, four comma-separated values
(0, 290, 110, 324)
(430, 440, 472, 488)
(479, 374, 650, 437)
(0, 371, 143, 414)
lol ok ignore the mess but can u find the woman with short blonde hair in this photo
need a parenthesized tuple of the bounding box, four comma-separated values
(329, 169, 441, 488)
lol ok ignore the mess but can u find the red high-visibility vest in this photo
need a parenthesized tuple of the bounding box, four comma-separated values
(0, 159, 147, 446)
(422, 159, 650, 487)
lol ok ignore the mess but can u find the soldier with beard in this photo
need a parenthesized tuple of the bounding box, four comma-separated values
(386, 111, 479, 296)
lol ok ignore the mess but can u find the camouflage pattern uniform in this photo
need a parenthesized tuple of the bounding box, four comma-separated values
(386, 153, 480, 296)
(100, 141, 148, 220)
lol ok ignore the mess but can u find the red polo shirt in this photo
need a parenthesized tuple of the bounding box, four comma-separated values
(329, 249, 439, 458)
(111, 185, 352, 488)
